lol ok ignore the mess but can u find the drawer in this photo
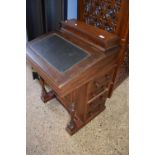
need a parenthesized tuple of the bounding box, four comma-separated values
(88, 69, 114, 100)
(87, 90, 108, 118)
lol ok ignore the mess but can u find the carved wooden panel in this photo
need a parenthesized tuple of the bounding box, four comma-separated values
(82, 0, 122, 33)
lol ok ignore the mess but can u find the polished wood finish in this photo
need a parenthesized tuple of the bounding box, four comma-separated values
(27, 20, 120, 135)
(78, 0, 129, 95)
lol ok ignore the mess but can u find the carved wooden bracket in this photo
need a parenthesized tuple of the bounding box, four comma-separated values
(67, 102, 76, 131)
(39, 77, 55, 103)
(66, 102, 85, 135)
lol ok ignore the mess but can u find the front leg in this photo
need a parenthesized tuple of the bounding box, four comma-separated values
(39, 77, 55, 103)
(66, 102, 84, 135)
(66, 102, 76, 133)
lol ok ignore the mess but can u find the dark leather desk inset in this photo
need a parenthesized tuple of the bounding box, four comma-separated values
(30, 35, 88, 72)
(27, 20, 120, 135)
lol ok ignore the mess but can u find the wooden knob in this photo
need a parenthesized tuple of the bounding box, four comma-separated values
(95, 81, 100, 88)
(105, 74, 111, 80)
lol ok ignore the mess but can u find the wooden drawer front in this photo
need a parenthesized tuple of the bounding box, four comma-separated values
(87, 91, 108, 118)
(88, 70, 114, 100)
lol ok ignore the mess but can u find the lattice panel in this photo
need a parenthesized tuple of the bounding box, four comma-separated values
(83, 0, 122, 33)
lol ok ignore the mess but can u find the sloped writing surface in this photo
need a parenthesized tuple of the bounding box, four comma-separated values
(30, 34, 88, 72)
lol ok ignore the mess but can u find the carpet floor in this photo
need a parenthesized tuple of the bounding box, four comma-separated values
(26, 64, 129, 155)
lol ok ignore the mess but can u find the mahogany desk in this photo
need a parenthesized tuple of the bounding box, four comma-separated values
(26, 20, 120, 135)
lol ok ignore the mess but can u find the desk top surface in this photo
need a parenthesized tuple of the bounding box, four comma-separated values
(27, 31, 118, 95)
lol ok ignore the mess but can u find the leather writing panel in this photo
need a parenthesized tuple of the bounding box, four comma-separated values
(30, 35, 88, 72)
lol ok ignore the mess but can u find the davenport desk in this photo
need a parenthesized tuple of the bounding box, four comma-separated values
(27, 20, 120, 135)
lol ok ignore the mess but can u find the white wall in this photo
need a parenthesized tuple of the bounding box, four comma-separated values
(67, 0, 77, 19)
